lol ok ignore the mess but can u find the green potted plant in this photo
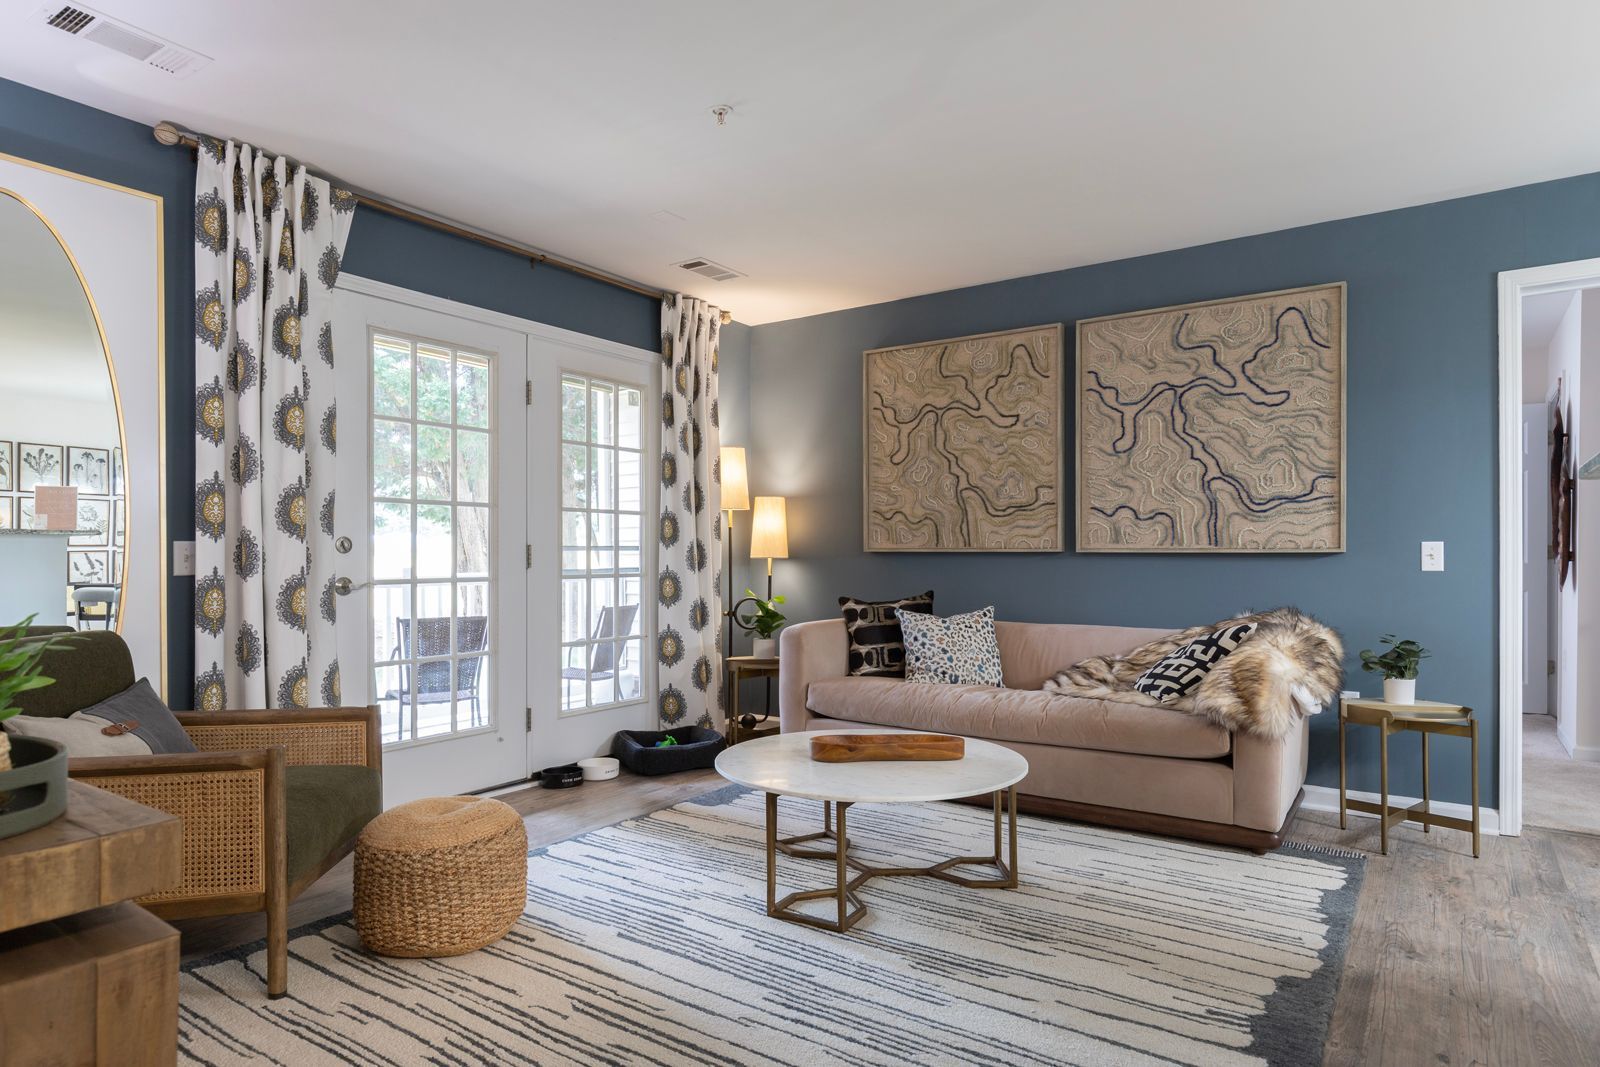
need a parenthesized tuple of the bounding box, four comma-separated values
(1359, 634, 1430, 705)
(0, 617, 74, 838)
(739, 590, 787, 659)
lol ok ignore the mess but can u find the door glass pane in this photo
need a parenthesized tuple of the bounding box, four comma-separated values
(455, 353, 490, 429)
(373, 503, 412, 580)
(416, 344, 453, 423)
(372, 336, 412, 418)
(373, 420, 412, 499)
(562, 444, 587, 507)
(415, 425, 452, 500)
(562, 375, 586, 441)
(457, 430, 490, 503)
(367, 329, 496, 746)
(416, 505, 452, 579)
(559, 372, 647, 711)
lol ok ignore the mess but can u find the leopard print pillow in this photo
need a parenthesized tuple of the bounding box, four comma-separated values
(897, 605, 1003, 687)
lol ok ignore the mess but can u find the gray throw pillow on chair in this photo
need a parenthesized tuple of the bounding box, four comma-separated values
(4, 678, 198, 756)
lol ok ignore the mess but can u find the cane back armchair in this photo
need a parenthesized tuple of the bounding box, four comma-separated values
(12, 631, 382, 998)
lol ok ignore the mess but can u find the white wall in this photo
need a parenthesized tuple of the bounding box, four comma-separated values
(1576, 291, 1600, 760)
(1547, 292, 1581, 753)
(1525, 340, 1549, 400)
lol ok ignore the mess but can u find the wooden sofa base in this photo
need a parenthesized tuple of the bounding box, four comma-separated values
(954, 787, 1305, 854)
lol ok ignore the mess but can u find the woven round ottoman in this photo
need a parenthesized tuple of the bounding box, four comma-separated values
(354, 796, 528, 958)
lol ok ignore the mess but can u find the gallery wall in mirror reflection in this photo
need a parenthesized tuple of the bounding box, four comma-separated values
(0, 153, 165, 696)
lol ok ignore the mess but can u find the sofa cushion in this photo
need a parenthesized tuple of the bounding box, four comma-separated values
(899, 606, 1003, 686)
(286, 764, 382, 889)
(806, 677, 1231, 760)
(839, 590, 934, 677)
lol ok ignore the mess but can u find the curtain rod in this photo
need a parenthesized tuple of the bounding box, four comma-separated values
(152, 121, 733, 325)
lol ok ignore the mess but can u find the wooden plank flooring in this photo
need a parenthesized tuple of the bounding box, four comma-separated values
(175, 773, 1600, 1065)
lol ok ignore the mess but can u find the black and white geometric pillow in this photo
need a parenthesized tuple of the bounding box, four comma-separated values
(839, 590, 935, 677)
(1133, 622, 1258, 703)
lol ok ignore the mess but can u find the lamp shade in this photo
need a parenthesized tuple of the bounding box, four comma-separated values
(720, 446, 750, 511)
(749, 496, 789, 559)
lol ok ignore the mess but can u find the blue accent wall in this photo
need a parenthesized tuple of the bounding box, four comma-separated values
(748, 172, 1600, 809)
(0, 77, 690, 709)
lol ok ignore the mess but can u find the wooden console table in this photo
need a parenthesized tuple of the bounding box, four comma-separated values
(1338, 697, 1480, 858)
(0, 779, 182, 1066)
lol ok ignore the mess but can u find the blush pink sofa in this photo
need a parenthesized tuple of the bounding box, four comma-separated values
(778, 618, 1309, 852)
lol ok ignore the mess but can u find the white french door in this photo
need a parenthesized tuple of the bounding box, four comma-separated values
(526, 338, 658, 769)
(334, 288, 529, 806)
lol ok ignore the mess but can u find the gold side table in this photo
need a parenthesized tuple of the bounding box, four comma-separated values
(726, 655, 780, 745)
(1339, 698, 1480, 857)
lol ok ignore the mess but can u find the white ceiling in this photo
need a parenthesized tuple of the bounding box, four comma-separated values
(1522, 291, 1576, 354)
(7, 1, 1600, 325)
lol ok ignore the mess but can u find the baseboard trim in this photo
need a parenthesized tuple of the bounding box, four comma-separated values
(1567, 744, 1600, 764)
(1301, 784, 1501, 836)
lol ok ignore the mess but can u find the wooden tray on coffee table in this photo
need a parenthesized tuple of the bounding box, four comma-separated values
(809, 733, 964, 763)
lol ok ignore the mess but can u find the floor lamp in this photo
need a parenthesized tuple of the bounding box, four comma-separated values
(719, 446, 750, 664)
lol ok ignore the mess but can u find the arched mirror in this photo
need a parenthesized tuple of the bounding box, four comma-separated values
(0, 187, 126, 629)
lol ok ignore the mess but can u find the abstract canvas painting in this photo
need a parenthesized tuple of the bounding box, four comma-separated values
(1076, 283, 1345, 553)
(865, 324, 1063, 552)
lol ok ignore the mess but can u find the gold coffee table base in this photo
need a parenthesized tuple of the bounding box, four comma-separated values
(763, 788, 1019, 933)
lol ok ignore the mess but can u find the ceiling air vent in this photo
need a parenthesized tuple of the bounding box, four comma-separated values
(37, 3, 212, 77)
(675, 257, 744, 282)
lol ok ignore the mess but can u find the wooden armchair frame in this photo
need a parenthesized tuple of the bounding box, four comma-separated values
(68, 706, 382, 998)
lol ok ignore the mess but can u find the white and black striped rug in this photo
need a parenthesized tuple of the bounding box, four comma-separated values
(179, 786, 1363, 1066)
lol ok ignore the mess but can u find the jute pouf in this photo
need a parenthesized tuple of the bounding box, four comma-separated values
(354, 796, 528, 958)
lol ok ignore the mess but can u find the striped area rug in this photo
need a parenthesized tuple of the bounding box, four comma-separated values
(179, 786, 1363, 1066)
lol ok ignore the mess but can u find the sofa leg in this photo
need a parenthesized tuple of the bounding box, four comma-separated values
(264, 745, 288, 998)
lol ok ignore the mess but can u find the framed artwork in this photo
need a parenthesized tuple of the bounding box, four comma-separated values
(111, 446, 123, 497)
(68, 550, 110, 584)
(864, 324, 1065, 552)
(0, 441, 11, 491)
(18, 495, 34, 529)
(113, 497, 126, 548)
(17, 443, 62, 492)
(0, 496, 13, 530)
(1076, 282, 1346, 553)
(71, 497, 111, 547)
(67, 446, 111, 495)
(112, 550, 123, 584)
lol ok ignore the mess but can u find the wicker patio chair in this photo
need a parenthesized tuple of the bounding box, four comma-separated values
(10, 630, 382, 999)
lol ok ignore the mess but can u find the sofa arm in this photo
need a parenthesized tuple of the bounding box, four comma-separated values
(69, 747, 284, 905)
(176, 706, 382, 771)
(778, 619, 849, 734)
(1233, 717, 1311, 832)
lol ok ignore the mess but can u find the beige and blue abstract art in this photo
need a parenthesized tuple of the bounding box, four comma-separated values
(865, 324, 1063, 552)
(1076, 283, 1345, 552)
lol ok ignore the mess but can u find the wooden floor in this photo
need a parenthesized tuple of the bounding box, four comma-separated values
(176, 772, 1600, 1066)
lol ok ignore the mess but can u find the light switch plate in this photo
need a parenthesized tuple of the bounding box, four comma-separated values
(1421, 541, 1444, 571)
(173, 540, 196, 576)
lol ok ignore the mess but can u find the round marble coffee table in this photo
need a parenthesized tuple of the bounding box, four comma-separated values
(715, 730, 1029, 932)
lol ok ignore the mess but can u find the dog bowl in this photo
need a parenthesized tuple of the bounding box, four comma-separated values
(577, 756, 620, 781)
(537, 764, 584, 789)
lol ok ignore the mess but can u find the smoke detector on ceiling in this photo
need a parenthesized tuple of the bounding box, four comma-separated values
(37, 4, 211, 77)
(675, 257, 744, 282)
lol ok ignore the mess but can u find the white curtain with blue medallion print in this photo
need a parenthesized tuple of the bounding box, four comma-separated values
(192, 138, 355, 712)
(656, 295, 723, 728)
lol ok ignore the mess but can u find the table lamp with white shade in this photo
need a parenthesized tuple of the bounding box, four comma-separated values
(744, 496, 789, 658)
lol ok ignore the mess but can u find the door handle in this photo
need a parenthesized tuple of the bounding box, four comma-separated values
(333, 576, 365, 596)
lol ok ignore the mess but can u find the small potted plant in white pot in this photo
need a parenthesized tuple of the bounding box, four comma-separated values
(739, 590, 787, 659)
(1359, 634, 1430, 705)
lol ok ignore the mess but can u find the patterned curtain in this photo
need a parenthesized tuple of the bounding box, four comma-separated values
(192, 138, 355, 712)
(657, 295, 724, 728)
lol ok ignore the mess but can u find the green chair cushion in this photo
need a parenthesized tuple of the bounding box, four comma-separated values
(285, 764, 382, 889)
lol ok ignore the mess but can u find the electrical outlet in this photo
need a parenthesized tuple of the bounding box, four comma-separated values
(173, 540, 196, 576)
(1421, 541, 1444, 571)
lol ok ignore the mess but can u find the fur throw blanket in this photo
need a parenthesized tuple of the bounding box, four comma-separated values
(1041, 607, 1343, 739)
